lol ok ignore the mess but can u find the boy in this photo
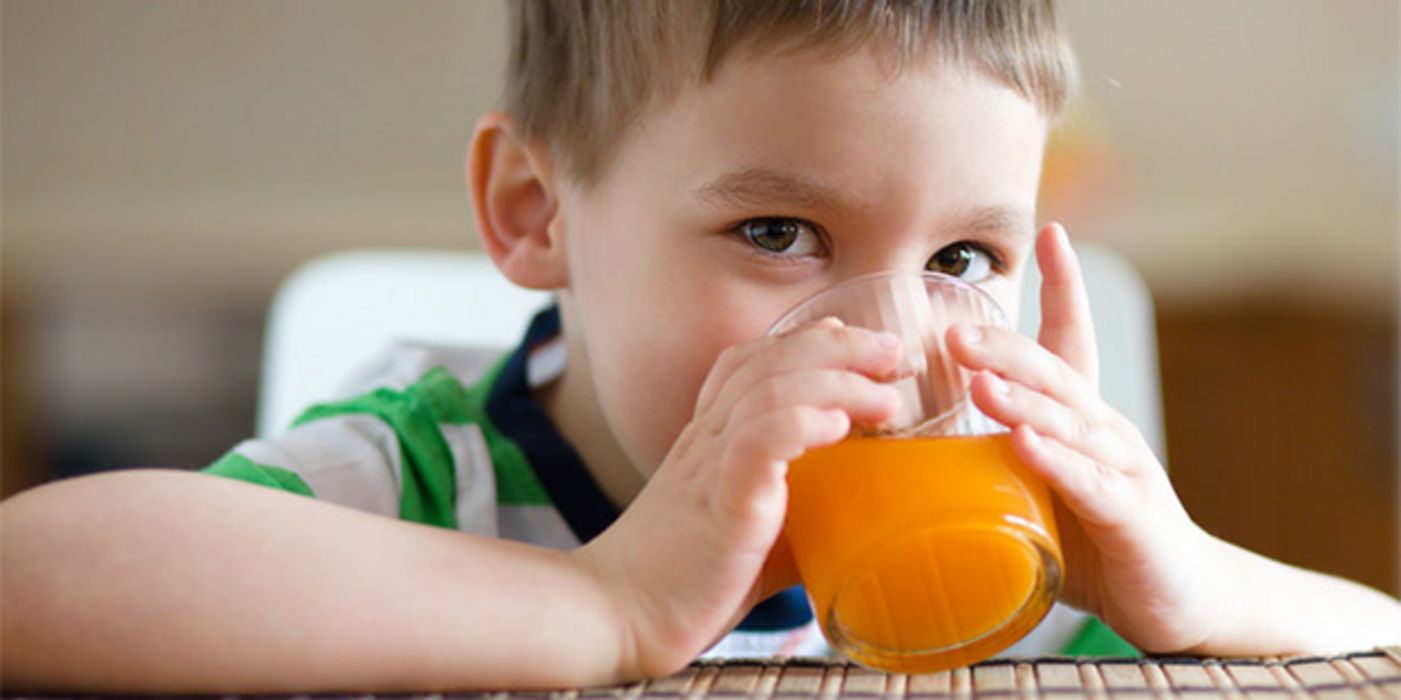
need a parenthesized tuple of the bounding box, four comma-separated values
(3, 0, 1399, 692)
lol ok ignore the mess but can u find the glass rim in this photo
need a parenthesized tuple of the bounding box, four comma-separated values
(766, 270, 1010, 335)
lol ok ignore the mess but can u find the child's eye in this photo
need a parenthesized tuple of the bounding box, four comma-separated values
(926, 241, 999, 282)
(738, 217, 824, 257)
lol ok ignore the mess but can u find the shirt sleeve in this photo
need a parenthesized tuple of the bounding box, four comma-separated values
(1062, 616, 1140, 657)
(202, 354, 486, 531)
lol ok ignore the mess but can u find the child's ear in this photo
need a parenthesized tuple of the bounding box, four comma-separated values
(467, 111, 567, 290)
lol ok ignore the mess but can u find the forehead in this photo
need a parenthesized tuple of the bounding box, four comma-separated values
(595, 46, 1048, 222)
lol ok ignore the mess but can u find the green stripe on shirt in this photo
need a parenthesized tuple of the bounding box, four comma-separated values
(205, 354, 552, 525)
(1062, 617, 1140, 657)
(205, 452, 315, 497)
(293, 366, 472, 529)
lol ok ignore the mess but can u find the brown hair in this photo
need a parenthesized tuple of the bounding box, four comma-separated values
(506, 0, 1076, 185)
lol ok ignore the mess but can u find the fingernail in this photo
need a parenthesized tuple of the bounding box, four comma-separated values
(875, 331, 901, 350)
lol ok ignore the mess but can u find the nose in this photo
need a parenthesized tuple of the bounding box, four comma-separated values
(835, 240, 931, 282)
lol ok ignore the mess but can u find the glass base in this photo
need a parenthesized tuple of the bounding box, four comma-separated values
(822, 525, 1061, 674)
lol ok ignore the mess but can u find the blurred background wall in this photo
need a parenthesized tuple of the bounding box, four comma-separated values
(3, 2, 1398, 595)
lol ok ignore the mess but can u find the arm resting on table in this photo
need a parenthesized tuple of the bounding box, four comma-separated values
(1191, 533, 1401, 656)
(1, 469, 634, 693)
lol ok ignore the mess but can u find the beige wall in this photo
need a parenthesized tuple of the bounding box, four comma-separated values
(4, 0, 506, 310)
(1060, 1, 1399, 309)
(4, 0, 1398, 312)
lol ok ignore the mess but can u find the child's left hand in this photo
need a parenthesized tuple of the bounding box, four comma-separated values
(947, 223, 1225, 654)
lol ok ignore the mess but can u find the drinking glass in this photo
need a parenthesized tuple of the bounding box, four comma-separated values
(773, 271, 1062, 673)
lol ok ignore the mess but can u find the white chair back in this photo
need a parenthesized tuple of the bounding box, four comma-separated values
(256, 251, 550, 436)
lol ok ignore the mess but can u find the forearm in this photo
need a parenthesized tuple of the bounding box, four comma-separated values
(1, 469, 631, 693)
(1196, 534, 1401, 656)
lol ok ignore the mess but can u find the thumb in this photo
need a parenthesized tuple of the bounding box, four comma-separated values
(1036, 222, 1099, 388)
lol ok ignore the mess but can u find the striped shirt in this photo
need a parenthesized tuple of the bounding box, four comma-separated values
(205, 306, 1135, 660)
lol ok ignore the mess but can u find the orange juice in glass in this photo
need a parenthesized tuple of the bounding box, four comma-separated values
(770, 272, 1062, 673)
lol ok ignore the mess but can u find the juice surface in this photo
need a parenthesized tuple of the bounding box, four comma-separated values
(785, 433, 1060, 671)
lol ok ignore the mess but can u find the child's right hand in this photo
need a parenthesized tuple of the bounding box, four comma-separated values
(572, 318, 904, 678)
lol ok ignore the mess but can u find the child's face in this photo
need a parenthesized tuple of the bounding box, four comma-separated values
(551, 46, 1048, 480)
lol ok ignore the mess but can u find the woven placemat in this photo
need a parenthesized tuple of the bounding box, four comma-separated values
(3, 648, 1397, 699)
(524, 647, 1401, 700)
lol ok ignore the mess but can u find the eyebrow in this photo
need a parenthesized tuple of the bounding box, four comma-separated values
(693, 165, 1035, 243)
(692, 166, 851, 211)
(942, 205, 1036, 243)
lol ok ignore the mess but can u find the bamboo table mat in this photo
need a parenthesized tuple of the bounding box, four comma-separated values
(498, 648, 1401, 700)
(6, 648, 1398, 699)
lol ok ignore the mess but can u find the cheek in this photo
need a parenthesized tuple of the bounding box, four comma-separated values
(585, 280, 777, 474)
(593, 316, 743, 472)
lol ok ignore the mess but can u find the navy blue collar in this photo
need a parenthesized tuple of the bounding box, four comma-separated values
(485, 306, 620, 544)
(486, 305, 813, 632)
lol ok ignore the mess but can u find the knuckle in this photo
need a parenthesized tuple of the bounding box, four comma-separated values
(983, 373, 1014, 405)
(726, 418, 781, 466)
(754, 377, 791, 411)
(737, 408, 807, 463)
(770, 336, 801, 367)
(820, 324, 849, 344)
(786, 404, 826, 433)
(755, 333, 804, 372)
(834, 370, 881, 407)
(1046, 409, 1076, 443)
(822, 325, 861, 357)
(869, 378, 901, 408)
(734, 378, 791, 422)
(833, 369, 863, 393)
(723, 424, 759, 460)
(1052, 358, 1080, 391)
(709, 347, 742, 381)
(1105, 410, 1137, 437)
(1071, 414, 1098, 446)
(715, 342, 754, 372)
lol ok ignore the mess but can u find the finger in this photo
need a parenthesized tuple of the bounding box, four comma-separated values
(1036, 223, 1100, 387)
(694, 317, 843, 414)
(717, 406, 849, 520)
(1009, 424, 1125, 530)
(702, 320, 903, 416)
(969, 370, 1122, 466)
(947, 323, 1100, 414)
(727, 368, 904, 431)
